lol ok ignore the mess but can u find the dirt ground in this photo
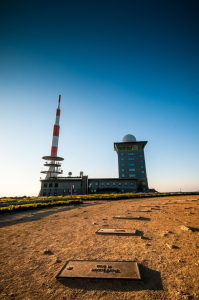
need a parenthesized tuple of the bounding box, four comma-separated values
(0, 195, 199, 300)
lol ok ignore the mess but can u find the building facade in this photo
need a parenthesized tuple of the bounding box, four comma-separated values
(39, 176, 139, 196)
(114, 134, 148, 191)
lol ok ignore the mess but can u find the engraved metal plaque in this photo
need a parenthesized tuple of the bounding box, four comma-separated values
(151, 203, 167, 205)
(128, 210, 151, 212)
(113, 215, 141, 219)
(56, 260, 141, 280)
(139, 205, 159, 207)
(96, 228, 136, 235)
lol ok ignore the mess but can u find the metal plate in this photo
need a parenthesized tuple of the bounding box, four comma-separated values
(128, 210, 151, 212)
(56, 260, 141, 280)
(151, 203, 167, 205)
(96, 228, 136, 235)
(139, 205, 159, 207)
(113, 215, 141, 219)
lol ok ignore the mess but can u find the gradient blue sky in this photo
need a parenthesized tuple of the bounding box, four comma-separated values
(0, 0, 199, 196)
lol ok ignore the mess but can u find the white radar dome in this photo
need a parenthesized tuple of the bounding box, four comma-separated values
(122, 134, 136, 143)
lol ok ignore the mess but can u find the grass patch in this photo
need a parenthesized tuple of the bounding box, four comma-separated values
(0, 199, 83, 214)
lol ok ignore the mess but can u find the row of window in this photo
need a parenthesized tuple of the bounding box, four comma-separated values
(121, 161, 143, 166)
(121, 171, 145, 177)
(121, 156, 143, 161)
(44, 183, 58, 188)
(121, 154, 143, 157)
(44, 189, 76, 196)
(43, 190, 77, 196)
(89, 182, 134, 187)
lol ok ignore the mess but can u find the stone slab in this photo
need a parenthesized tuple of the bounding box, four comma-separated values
(113, 215, 141, 219)
(56, 260, 141, 280)
(139, 205, 159, 207)
(95, 228, 137, 235)
(151, 203, 167, 205)
(128, 210, 151, 212)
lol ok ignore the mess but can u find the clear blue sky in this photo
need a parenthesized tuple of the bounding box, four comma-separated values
(0, 0, 199, 196)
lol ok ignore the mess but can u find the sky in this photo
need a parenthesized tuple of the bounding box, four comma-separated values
(0, 0, 199, 196)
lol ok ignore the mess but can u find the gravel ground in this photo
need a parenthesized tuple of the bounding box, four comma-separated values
(0, 195, 199, 300)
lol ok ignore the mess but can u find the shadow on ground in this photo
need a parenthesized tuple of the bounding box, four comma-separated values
(0, 202, 100, 228)
(56, 264, 163, 291)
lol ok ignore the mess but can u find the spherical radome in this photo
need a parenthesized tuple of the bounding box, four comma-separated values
(122, 134, 136, 142)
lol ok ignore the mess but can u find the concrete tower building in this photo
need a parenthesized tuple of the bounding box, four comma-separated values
(114, 134, 148, 191)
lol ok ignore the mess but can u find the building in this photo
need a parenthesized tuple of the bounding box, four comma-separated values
(38, 97, 149, 196)
(114, 134, 148, 191)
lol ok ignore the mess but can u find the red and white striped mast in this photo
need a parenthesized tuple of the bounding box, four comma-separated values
(41, 95, 64, 179)
(51, 94, 61, 157)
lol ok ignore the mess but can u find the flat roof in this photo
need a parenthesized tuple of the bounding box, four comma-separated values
(114, 141, 148, 151)
(88, 178, 138, 180)
(40, 177, 138, 182)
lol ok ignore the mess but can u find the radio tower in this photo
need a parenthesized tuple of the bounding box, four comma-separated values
(40, 95, 64, 179)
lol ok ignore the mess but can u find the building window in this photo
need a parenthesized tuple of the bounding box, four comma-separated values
(128, 158, 134, 161)
(94, 189, 96, 192)
(142, 182, 146, 185)
(113, 183, 115, 186)
(143, 188, 145, 191)
(95, 183, 98, 186)
(129, 169, 135, 171)
(122, 169, 124, 171)
(122, 189, 124, 192)
(43, 192, 46, 196)
(129, 163, 134, 166)
(119, 183, 121, 186)
(121, 153, 123, 155)
(125, 183, 127, 186)
(55, 183, 58, 187)
(49, 193, 51, 196)
(107, 183, 109, 186)
(121, 158, 124, 161)
(128, 153, 134, 155)
(140, 160, 143, 163)
(140, 155, 143, 157)
(54, 193, 57, 196)
(68, 189, 71, 192)
(91, 190, 93, 192)
(101, 183, 103, 186)
(141, 166, 144, 168)
(49, 183, 53, 188)
(63, 189, 66, 193)
(122, 163, 124, 166)
(131, 182, 134, 186)
(44, 189, 46, 191)
(142, 171, 144, 174)
(44, 183, 47, 188)
(129, 174, 135, 177)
